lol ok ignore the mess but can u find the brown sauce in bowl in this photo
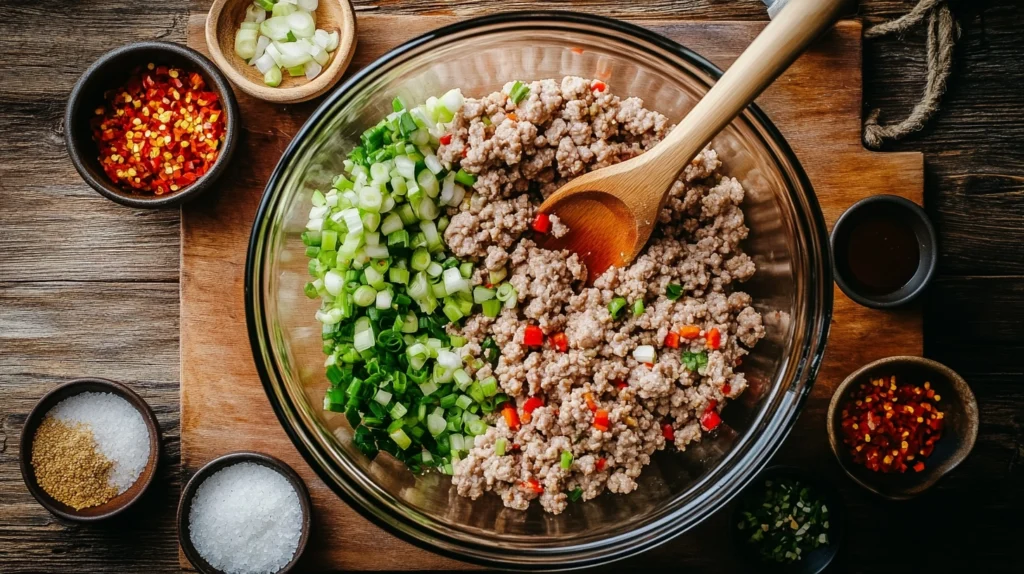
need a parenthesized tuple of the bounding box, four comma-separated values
(835, 207, 920, 296)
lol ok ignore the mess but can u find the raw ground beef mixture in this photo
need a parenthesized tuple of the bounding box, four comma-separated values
(438, 77, 766, 514)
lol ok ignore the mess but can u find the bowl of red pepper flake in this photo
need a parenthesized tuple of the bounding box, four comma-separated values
(65, 41, 239, 208)
(827, 356, 978, 499)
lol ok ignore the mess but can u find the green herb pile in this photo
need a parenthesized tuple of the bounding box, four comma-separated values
(737, 477, 831, 563)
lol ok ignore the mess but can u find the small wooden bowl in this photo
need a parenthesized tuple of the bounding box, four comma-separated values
(205, 0, 357, 103)
(177, 451, 312, 574)
(730, 466, 845, 574)
(827, 356, 979, 499)
(65, 41, 240, 208)
(19, 378, 161, 522)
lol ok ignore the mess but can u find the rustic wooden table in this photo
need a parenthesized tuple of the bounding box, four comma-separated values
(1, 1, 1020, 572)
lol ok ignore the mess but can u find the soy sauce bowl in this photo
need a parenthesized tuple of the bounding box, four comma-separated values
(830, 195, 937, 309)
(730, 466, 845, 574)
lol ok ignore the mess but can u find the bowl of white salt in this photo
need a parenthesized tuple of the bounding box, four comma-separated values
(19, 378, 161, 521)
(177, 451, 312, 574)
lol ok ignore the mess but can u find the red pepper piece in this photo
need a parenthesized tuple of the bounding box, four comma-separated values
(614, 380, 628, 390)
(721, 384, 732, 396)
(523, 396, 544, 414)
(596, 457, 607, 471)
(591, 80, 607, 92)
(502, 405, 520, 430)
(700, 400, 721, 431)
(531, 212, 551, 234)
(664, 332, 680, 349)
(583, 392, 597, 413)
(439, 133, 452, 145)
(706, 327, 721, 350)
(523, 325, 544, 347)
(520, 478, 543, 493)
(593, 409, 609, 432)
(662, 422, 675, 441)
(552, 332, 568, 353)
(679, 325, 701, 340)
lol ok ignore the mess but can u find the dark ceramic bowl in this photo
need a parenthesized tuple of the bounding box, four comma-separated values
(827, 356, 978, 499)
(731, 465, 845, 574)
(830, 194, 937, 308)
(19, 378, 161, 522)
(177, 451, 312, 574)
(65, 41, 239, 208)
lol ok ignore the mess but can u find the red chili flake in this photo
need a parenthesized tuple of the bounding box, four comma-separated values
(439, 133, 452, 146)
(700, 400, 722, 431)
(643, 362, 654, 369)
(523, 325, 544, 347)
(551, 332, 568, 353)
(705, 327, 721, 350)
(839, 375, 944, 473)
(664, 332, 680, 349)
(662, 422, 675, 441)
(614, 380, 628, 390)
(90, 62, 225, 195)
(593, 409, 610, 431)
(721, 384, 732, 396)
(531, 212, 551, 234)
(596, 457, 607, 471)
(591, 80, 607, 92)
(461, 148, 468, 158)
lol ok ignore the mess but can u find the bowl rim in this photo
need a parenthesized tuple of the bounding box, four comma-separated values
(64, 40, 240, 208)
(825, 355, 979, 500)
(176, 450, 313, 574)
(19, 378, 162, 522)
(244, 10, 833, 570)
(829, 194, 937, 309)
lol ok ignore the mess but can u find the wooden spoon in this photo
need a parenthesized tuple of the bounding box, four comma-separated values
(540, 0, 848, 278)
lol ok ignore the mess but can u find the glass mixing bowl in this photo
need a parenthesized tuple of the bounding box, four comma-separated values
(246, 11, 832, 570)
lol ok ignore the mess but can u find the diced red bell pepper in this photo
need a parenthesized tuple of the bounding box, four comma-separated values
(439, 133, 452, 145)
(614, 380, 628, 390)
(584, 392, 597, 413)
(523, 325, 544, 347)
(706, 327, 721, 350)
(531, 212, 551, 234)
(644, 362, 654, 369)
(502, 405, 521, 430)
(523, 396, 544, 414)
(521, 478, 543, 493)
(593, 409, 610, 431)
(552, 332, 568, 353)
(662, 422, 675, 441)
(913, 461, 926, 472)
(596, 457, 607, 471)
(679, 325, 701, 340)
(664, 332, 680, 348)
(700, 400, 722, 431)
(591, 80, 607, 92)
(721, 384, 732, 396)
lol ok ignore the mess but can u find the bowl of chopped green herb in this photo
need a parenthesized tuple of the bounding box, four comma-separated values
(731, 466, 845, 573)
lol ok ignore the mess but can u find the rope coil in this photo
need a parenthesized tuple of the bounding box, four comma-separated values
(862, 0, 960, 149)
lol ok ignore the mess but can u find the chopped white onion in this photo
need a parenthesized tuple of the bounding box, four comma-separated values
(437, 350, 462, 370)
(325, 30, 339, 52)
(443, 267, 470, 294)
(253, 35, 271, 62)
(633, 345, 656, 364)
(297, 0, 318, 11)
(313, 28, 331, 49)
(440, 88, 465, 114)
(264, 42, 283, 66)
(324, 270, 343, 296)
(304, 60, 323, 81)
(309, 43, 329, 66)
(254, 52, 276, 75)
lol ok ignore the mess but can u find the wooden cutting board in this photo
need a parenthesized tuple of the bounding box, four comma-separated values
(182, 13, 923, 571)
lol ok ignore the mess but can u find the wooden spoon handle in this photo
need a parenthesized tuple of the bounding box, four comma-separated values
(649, 0, 848, 174)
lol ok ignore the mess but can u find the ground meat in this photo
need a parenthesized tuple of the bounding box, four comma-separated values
(442, 77, 765, 515)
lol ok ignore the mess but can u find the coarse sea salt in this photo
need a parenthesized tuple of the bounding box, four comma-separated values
(48, 391, 150, 493)
(189, 462, 303, 574)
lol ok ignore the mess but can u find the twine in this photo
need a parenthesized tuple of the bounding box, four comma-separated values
(862, 0, 960, 149)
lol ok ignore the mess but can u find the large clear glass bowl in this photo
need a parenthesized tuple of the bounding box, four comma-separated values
(246, 11, 832, 570)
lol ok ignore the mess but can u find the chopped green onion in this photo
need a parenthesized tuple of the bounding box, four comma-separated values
(609, 297, 627, 319)
(495, 438, 507, 456)
(389, 428, 412, 450)
(560, 450, 573, 470)
(633, 299, 645, 316)
(666, 284, 683, 300)
(508, 80, 531, 104)
(454, 168, 476, 187)
(481, 299, 501, 318)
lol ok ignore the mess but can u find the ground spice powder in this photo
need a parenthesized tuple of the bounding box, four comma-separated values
(31, 418, 118, 510)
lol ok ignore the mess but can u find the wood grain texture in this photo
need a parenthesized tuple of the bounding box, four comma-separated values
(0, 0, 1021, 572)
(180, 14, 923, 572)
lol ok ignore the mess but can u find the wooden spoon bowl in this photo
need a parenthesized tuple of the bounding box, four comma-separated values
(205, 0, 356, 104)
(540, 0, 847, 278)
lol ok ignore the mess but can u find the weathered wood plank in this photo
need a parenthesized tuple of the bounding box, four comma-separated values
(0, 282, 181, 572)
